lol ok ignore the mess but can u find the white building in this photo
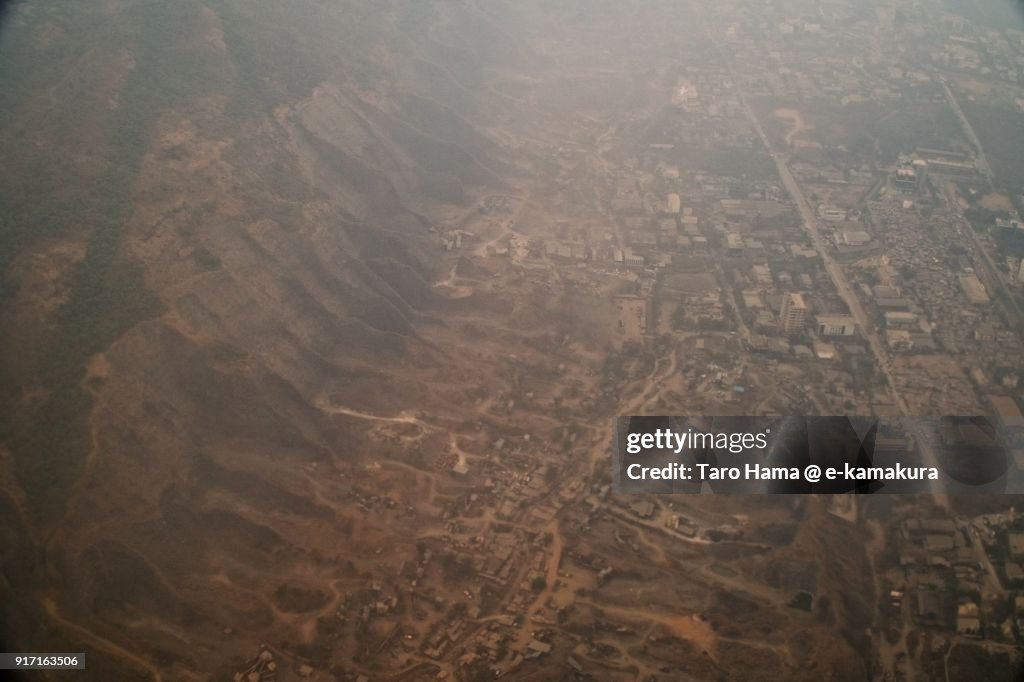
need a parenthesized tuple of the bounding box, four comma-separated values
(816, 314, 857, 337)
(664, 193, 681, 215)
(780, 293, 808, 333)
(817, 205, 847, 222)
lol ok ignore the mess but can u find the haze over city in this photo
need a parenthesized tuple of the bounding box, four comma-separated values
(3, 1, 1024, 680)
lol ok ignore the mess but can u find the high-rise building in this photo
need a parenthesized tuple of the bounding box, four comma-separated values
(780, 293, 808, 334)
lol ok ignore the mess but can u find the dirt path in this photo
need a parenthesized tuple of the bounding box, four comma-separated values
(472, 192, 530, 258)
(621, 346, 678, 414)
(772, 107, 807, 146)
(43, 597, 164, 682)
(865, 518, 910, 682)
(432, 263, 474, 299)
(313, 398, 438, 431)
(581, 600, 718, 660)
(511, 517, 564, 650)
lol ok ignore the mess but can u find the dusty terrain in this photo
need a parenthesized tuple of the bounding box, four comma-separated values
(0, 1, 983, 680)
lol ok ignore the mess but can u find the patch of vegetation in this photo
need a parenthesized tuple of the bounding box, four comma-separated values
(193, 247, 223, 272)
(869, 104, 965, 159)
(961, 99, 1024, 190)
(675, 143, 778, 180)
(0, 3, 237, 519)
(788, 590, 813, 612)
(946, 643, 1018, 682)
(272, 584, 330, 614)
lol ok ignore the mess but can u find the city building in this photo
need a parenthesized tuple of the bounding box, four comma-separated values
(817, 205, 847, 222)
(840, 229, 871, 247)
(884, 311, 918, 330)
(780, 292, 808, 334)
(816, 314, 857, 337)
(623, 248, 645, 268)
(664, 193, 681, 215)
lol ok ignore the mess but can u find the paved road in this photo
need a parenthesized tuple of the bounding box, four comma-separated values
(941, 80, 994, 183)
(939, 182, 1024, 337)
(938, 81, 1024, 333)
(43, 597, 164, 682)
(737, 92, 948, 509)
(961, 520, 1002, 593)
